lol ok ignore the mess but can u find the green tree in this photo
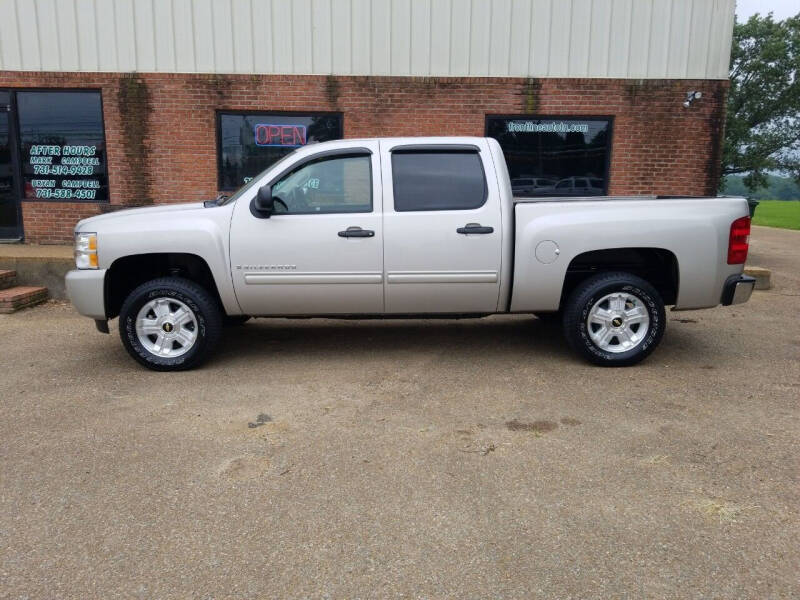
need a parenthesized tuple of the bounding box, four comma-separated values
(722, 13, 800, 192)
(724, 174, 800, 200)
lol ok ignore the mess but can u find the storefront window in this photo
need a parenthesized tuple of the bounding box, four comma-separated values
(486, 116, 611, 197)
(217, 112, 343, 190)
(17, 91, 108, 201)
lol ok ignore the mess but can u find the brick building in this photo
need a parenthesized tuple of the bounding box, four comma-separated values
(0, 0, 735, 244)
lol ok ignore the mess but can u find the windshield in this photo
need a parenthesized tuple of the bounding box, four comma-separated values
(217, 149, 300, 205)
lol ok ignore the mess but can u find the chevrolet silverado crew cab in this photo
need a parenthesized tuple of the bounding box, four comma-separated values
(66, 137, 755, 371)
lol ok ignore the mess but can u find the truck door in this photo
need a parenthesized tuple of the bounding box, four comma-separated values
(229, 142, 383, 315)
(380, 140, 503, 313)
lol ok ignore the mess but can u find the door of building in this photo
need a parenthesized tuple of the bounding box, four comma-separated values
(0, 91, 22, 240)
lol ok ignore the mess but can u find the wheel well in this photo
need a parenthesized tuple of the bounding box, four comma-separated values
(105, 253, 223, 319)
(561, 248, 679, 308)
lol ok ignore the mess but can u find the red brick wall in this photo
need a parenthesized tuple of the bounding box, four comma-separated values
(0, 71, 728, 244)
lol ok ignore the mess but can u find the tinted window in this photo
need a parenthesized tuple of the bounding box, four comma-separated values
(272, 155, 371, 214)
(487, 116, 611, 197)
(218, 112, 342, 190)
(0, 103, 19, 234)
(392, 151, 486, 211)
(17, 91, 108, 201)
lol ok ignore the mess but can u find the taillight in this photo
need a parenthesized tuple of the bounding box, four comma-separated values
(727, 216, 751, 264)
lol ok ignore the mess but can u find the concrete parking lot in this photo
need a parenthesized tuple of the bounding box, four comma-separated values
(1, 225, 798, 599)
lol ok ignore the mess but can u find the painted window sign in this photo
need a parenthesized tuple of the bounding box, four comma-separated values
(254, 124, 307, 147)
(506, 120, 590, 134)
(16, 90, 109, 202)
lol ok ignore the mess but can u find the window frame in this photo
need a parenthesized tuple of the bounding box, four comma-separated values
(216, 109, 344, 192)
(484, 114, 614, 197)
(248, 147, 375, 217)
(9, 87, 110, 204)
(389, 146, 489, 212)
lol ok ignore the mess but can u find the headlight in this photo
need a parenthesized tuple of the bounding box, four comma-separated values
(74, 232, 98, 269)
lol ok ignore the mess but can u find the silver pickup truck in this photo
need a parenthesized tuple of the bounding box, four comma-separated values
(66, 137, 754, 371)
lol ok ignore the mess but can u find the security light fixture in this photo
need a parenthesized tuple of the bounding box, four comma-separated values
(683, 90, 702, 108)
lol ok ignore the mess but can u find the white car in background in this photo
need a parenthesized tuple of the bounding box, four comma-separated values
(553, 176, 605, 196)
(511, 177, 556, 196)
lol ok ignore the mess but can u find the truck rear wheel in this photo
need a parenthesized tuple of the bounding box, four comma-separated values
(119, 277, 222, 371)
(562, 272, 665, 367)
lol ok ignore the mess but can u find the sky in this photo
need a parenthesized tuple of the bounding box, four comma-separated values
(735, 0, 798, 21)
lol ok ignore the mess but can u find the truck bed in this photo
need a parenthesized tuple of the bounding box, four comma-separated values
(509, 195, 750, 312)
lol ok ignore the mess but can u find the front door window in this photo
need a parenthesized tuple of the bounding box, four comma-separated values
(271, 155, 372, 214)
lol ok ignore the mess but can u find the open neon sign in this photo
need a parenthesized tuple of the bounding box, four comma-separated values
(254, 124, 307, 147)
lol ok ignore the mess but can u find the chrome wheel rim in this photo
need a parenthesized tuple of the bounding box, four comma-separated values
(135, 297, 198, 358)
(586, 292, 650, 354)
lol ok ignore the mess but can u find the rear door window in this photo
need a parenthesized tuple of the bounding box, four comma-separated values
(391, 151, 487, 212)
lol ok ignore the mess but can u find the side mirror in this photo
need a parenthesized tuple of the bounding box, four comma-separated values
(254, 185, 274, 216)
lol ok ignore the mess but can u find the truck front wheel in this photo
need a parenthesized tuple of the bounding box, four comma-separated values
(119, 277, 223, 371)
(562, 272, 665, 367)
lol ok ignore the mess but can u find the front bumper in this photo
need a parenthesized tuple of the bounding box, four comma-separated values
(721, 274, 756, 306)
(65, 269, 107, 320)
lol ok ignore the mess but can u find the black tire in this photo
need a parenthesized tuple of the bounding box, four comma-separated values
(562, 272, 666, 367)
(119, 277, 223, 371)
(223, 315, 251, 327)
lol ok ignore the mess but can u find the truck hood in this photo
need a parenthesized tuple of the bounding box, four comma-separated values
(74, 202, 207, 231)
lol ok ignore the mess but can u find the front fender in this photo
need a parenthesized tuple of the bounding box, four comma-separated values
(91, 204, 240, 315)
